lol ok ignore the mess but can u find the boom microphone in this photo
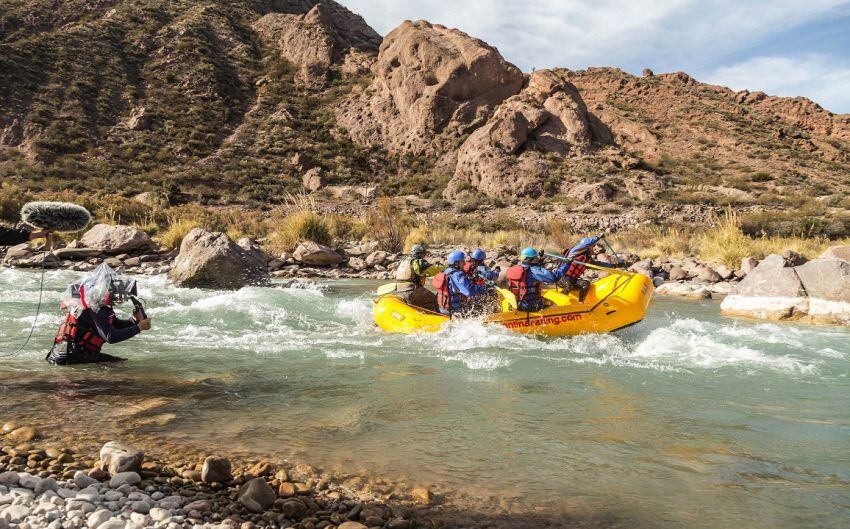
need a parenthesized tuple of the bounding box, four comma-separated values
(20, 201, 92, 233)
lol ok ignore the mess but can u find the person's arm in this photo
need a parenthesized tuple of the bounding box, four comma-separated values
(414, 259, 443, 278)
(0, 226, 31, 246)
(111, 313, 139, 330)
(479, 266, 499, 281)
(90, 309, 141, 344)
(451, 273, 487, 297)
(530, 266, 560, 283)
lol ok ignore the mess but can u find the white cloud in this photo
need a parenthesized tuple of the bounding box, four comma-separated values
(705, 54, 850, 113)
(341, 0, 850, 112)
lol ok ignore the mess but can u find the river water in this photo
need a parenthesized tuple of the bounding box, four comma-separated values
(0, 268, 848, 528)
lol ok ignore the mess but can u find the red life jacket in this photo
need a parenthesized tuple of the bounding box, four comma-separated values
(432, 269, 468, 312)
(54, 312, 106, 354)
(506, 264, 541, 305)
(432, 271, 451, 312)
(564, 253, 589, 281)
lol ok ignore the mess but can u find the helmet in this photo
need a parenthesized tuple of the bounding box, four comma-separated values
(447, 250, 466, 266)
(568, 236, 601, 258)
(520, 247, 538, 261)
(470, 249, 486, 261)
(410, 243, 426, 256)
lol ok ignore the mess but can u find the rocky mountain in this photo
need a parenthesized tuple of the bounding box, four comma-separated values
(1, 0, 848, 226)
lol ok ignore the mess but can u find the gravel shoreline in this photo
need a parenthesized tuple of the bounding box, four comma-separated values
(0, 423, 433, 529)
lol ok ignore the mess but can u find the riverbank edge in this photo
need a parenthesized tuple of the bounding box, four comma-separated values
(0, 424, 443, 529)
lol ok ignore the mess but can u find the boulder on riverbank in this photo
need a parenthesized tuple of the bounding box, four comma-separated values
(293, 241, 345, 266)
(721, 252, 850, 324)
(80, 224, 154, 254)
(169, 229, 270, 289)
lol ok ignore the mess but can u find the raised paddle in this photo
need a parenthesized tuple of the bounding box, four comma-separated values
(542, 252, 635, 276)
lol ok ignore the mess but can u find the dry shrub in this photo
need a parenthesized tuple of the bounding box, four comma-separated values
(0, 183, 32, 223)
(545, 219, 575, 251)
(159, 217, 202, 249)
(266, 210, 332, 253)
(366, 197, 411, 252)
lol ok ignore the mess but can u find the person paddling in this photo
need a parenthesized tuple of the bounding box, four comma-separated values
(561, 236, 611, 302)
(505, 247, 570, 312)
(395, 243, 441, 311)
(432, 250, 489, 316)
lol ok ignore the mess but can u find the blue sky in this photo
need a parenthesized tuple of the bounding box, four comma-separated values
(343, 0, 850, 113)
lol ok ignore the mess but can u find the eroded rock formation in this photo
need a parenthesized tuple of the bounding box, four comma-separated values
(336, 20, 524, 154)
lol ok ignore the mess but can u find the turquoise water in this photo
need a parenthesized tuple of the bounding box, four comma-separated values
(0, 268, 848, 528)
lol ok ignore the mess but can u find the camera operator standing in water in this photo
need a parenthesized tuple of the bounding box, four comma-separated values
(47, 264, 152, 365)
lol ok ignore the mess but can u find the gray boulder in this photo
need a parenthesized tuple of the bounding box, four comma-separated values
(80, 224, 153, 254)
(820, 245, 850, 262)
(348, 257, 367, 271)
(722, 254, 850, 324)
(238, 478, 276, 513)
(169, 229, 269, 289)
(365, 250, 389, 267)
(108, 471, 141, 488)
(346, 241, 379, 256)
(293, 241, 344, 266)
(100, 441, 144, 476)
(696, 266, 722, 283)
(667, 266, 687, 281)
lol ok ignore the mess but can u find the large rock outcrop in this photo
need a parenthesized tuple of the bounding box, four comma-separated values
(721, 251, 850, 325)
(169, 229, 270, 289)
(445, 69, 614, 198)
(253, 3, 380, 87)
(336, 20, 524, 155)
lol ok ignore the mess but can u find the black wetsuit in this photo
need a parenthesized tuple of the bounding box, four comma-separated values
(0, 226, 30, 246)
(47, 306, 140, 365)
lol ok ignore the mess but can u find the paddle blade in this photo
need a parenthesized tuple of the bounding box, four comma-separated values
(376, 283, 399, 295)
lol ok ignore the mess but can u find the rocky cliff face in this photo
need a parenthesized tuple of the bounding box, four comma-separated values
(336, 20, 524, 155)
(1, 0, 848, 221)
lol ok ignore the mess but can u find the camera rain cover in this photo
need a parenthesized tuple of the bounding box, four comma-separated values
(61, 263, 136, 316)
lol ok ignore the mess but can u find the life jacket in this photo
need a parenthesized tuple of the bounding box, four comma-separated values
(54, 310, 106, 355)
(432, 268, 465, 313)
(564, 252, 589, 281)
(462, 260, 486, 285)
(506, 264, 541, 309)
(396, 257, 426, 286)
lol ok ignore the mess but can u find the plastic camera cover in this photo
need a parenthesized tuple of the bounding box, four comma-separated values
(61, 263, 136, 316)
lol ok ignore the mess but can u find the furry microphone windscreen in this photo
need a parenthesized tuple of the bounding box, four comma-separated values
(20, 201, 92, 233)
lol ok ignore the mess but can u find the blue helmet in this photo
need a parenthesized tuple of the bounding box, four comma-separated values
(568, 236, 601, 258)
(520, 247, 538, 261)
(471, 249, 486, 261)
(448, 250, 466, 266)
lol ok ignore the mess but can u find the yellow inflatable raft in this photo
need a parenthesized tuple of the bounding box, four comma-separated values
(373, 271, 654, 337)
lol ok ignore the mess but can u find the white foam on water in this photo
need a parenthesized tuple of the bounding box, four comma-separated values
(404, 320, 524, 370)
(335, 298, 374, 330)
(625, 319, 818, 374)
(817, 348, 846, 359)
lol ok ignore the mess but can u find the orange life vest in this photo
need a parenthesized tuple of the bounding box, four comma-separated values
(564, 253, 589, 281)
(54, 312, 106, 354)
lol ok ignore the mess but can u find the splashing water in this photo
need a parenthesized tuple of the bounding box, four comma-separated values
(0, 269, 848, 528)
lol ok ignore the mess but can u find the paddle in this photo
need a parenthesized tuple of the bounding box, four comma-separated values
(376, 282, 400, 296)
(542, 253, 635, 276)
